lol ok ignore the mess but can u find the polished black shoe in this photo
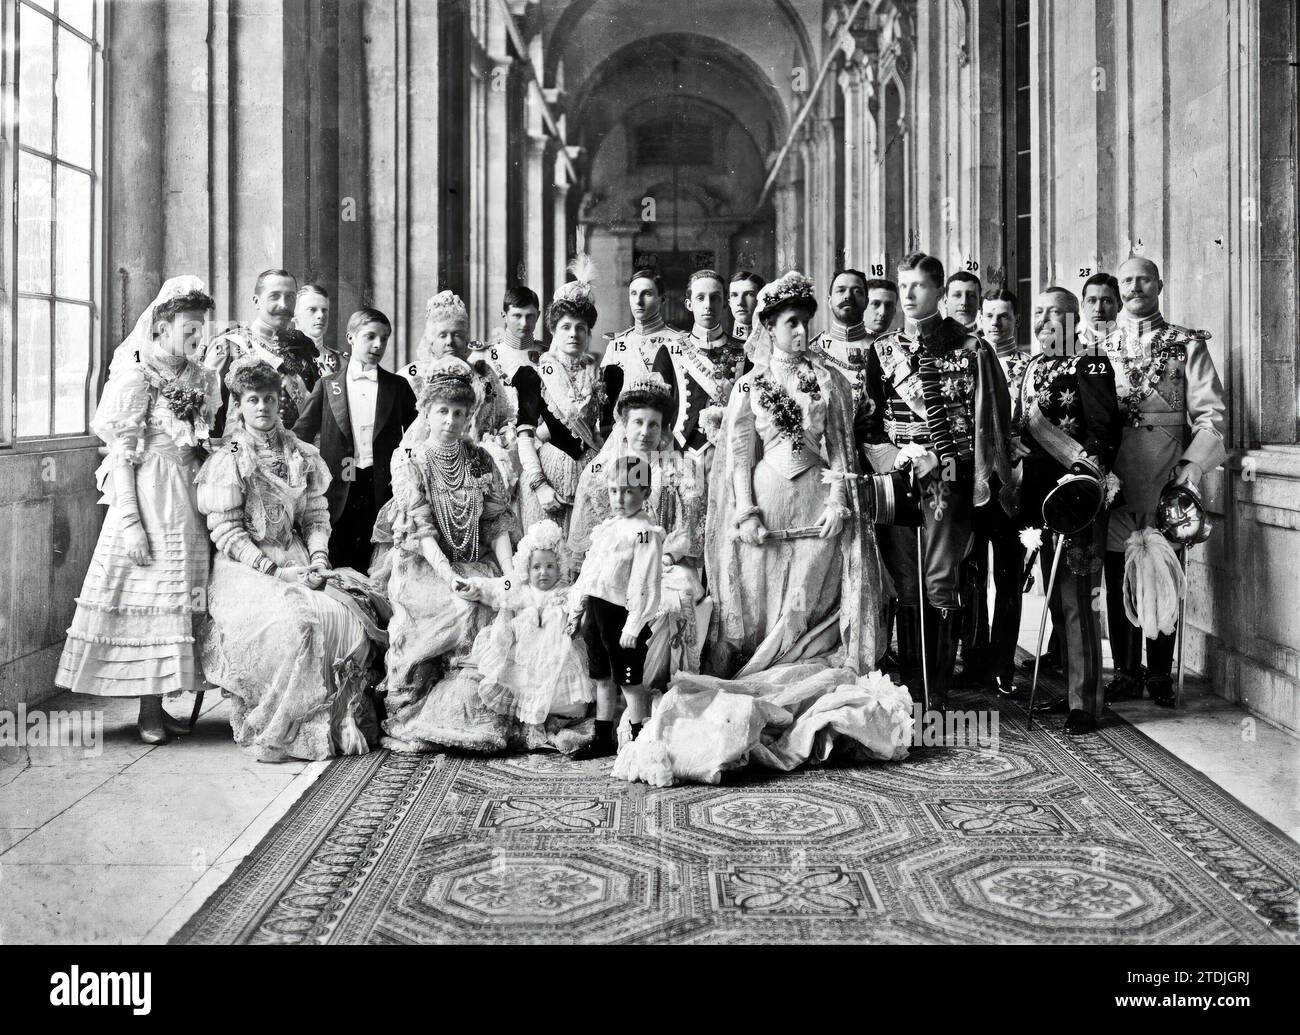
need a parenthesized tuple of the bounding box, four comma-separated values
(1104, 671, 1145, 704)
(1019, 651, 1059, 673)
(1064, 710, 1099, 735)
(571, 720, 617, 760)
(993, 672, 1020, 697)
(1032, 696, 1070, 715)
(1147, 675, 1177, 708)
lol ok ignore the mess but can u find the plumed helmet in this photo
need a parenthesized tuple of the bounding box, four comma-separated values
(1157, 478, 1211, 546)
(1042, 472, 1104, 536)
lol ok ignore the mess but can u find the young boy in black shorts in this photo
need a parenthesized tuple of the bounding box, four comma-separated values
(566, 455, 665, 758)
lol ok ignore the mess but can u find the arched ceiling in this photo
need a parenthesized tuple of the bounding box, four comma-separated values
(570, 33, 787, 162)
(539, 0, 822, 121)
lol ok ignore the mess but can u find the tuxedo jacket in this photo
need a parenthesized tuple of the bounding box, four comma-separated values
(292, 366, 418, 524)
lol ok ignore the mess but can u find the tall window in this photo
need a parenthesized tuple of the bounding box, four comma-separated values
(3, 0, 103, 442)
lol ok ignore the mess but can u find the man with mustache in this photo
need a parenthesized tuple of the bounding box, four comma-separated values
(205, 268, 314, 434)
(861, 253, 1012, 712)
(599, 268, 681, 439)
(1102, 257, 1227, 707)
(1015, 287, 1122, 734)
(811, 270, 895, 419)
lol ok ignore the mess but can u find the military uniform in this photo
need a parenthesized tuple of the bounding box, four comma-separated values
(810, 325, 878, 436)
(1013, 348, 1122, 720)
(598, 318, 681, 439)
(963, 343, 1033, 689)
(204, 325, 316, 436)
(670, 326, 750, 463)
(861, 313, 1011, 706)
(1103, 312, 1227, 696)
(478, 332, 542, 416)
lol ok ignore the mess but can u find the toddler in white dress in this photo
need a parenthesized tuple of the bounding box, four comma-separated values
(455, 520, 593, 727)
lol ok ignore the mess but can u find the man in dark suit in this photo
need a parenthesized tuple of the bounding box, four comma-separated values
(294, 307, 417, 573)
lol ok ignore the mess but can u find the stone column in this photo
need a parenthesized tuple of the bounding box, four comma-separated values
(482, 58, 514, 333)
(552, 147, 580, 303)
(525, 131, 548, 298)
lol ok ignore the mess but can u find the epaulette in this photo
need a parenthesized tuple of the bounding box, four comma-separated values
(1168, 323, 1212, 343)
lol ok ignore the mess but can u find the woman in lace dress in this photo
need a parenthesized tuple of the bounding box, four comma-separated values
(56, 278, 219, 743)
(197, 357, 379, 762)
(374, 359, 518, 750)
(706, 271, 884, 678)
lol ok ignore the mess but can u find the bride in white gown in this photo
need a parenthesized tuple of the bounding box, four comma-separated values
(613, 271, 912, 786)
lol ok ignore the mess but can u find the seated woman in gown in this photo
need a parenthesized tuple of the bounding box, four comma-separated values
(706, 269, 884, 677)
(197, 357, 382, 761)
(566, 372, 710, 686)
(374, 358, 518, 750)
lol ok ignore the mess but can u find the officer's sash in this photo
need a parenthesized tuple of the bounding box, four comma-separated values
(538, 357, 600, 453)
(880, 345, 930, 420)
(1022, 354, 1087, 470)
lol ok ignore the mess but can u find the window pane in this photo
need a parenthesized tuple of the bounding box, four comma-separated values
(54, 303, 91, 433)
(19, 5, 55, 153)
(56, 30, 94, 168)
(18, 152, 53, 293)
(59, 0, 95, 36)
(56, 166, 92, 299)
(17, 299, 52, 437)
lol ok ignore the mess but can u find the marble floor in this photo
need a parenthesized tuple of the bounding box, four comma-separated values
(1, 591, 1296, 945)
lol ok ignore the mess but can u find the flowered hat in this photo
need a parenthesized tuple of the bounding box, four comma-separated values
(757, 270, 818, 322)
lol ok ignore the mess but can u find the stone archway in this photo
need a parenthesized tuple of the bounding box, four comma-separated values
(567, 32, 792, 333)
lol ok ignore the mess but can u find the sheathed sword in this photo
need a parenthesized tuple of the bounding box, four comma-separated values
(1175, 545, 1188, 708)
(1026, 531, 1066, 730)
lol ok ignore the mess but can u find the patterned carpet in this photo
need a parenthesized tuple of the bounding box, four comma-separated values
(173, 675, 1300, 945)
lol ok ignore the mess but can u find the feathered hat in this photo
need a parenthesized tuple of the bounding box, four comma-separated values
(756, 270, 818, 322)
(546, 255, 598, 331)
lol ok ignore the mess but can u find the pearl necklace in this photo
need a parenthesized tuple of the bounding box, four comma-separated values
(425, 441, 482, 560)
